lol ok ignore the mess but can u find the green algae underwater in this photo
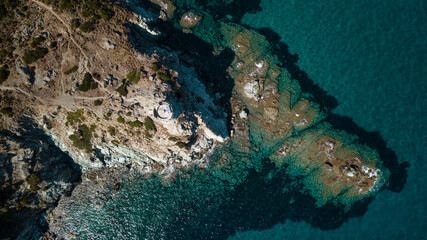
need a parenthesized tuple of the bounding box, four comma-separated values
(54, 0, 410, 239)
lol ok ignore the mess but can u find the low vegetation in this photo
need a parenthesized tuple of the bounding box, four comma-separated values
(104, 111, 112, 120)
(176, 141, 187, 149)
(168, 136, 178, 142)
(108, 126, 116, 136)
(117, 115, 125, 124)
(69, 124, 95, 153)
(94, 99, 103, 106)
(0, 107, 13, 116)
(92, 72, 101, 80)
(151, 63, 160, 72)
(0, 0, 21, 21)
(144, 116, 157, 138)
(157, 70, 171, 81)
(64, 66, 78, 75)
(44, 0, 116, 32)
(126, 69, 142, 84)
(116, 85, 128, 96)
(30, 36, 46, 48)
(66, 109, 85, 125)
(127, 120, 142, 128)
(22, 47, 49, 65)
(71, 18, 81, 29)
(78, 73, 98, 92)
(0, 65, 9, 84)
(79, 20, 95, 33)
(25, 174, 40, 193)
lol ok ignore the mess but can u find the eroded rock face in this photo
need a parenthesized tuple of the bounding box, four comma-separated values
(0, 121, 81, 239)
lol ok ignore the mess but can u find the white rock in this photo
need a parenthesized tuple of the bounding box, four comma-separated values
(239, 110, 248, 119)
(244, 81, 260, 100)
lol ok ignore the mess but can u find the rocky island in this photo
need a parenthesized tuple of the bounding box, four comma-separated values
(0, 0, 391, 239)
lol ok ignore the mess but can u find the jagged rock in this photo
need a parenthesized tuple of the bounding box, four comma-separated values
(100, 38, 117, 50)
(243, 80, 260, 100)
(15, 59, 34, 84)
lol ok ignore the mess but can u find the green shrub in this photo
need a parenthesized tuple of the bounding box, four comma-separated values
(117, 115, 125, 124)
(0, 49, 7, 59)
(66, 109, 85, 125)
(127, 120, 142, 128)
(22, 47, 48, 64)
(71, 18, 80, 28)
(168, 137, 178, 142)
(25, 174, 39, 193)
(94, 99, 103, 106)
(126, 69, 141, 84)
(6, 46, 15, 53)
(151, 63, 159, 72)
(30, 36, 46, 48)
(78, 73, 98, 92)
(0, 65, 9, 84)
(0, 107, 13, 116)
(126, 111, 132, 116)
(99, 6, 114, 21)
(64, 66, 78, 75)
(176, 141, 187, 149)
(108, 126, 116, 136)
(157, 70, 170, 81)
(79, 21, 95, 33)
(81, 8, 92, 18)
(104, 111, 112, 120)
(49, 41, 57, 48)
(116, 85, 128, 96)
(58, 0, 76, 11)
(69, 124, 94, 153)
(2, 96, 13, 106)
(144, 116, 156, 138)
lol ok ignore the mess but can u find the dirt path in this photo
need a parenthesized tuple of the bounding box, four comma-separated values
(0, 1, 113, 108)
(31, 0, 89, 60)
(0, 86, 44, 102)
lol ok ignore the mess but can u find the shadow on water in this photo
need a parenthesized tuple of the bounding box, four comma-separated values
(325, 115, 409, 193)
(0, 117, 82, 239)
(254, 27, 339, 111)
(146, 159, 377, 239)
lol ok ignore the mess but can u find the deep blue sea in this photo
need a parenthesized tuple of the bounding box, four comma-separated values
(231, 0, 426, 239)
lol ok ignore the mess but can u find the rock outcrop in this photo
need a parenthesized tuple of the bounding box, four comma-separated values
(0, 120, 81, 239)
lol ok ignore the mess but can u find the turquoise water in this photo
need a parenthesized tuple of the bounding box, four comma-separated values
(231, 0, 426, 239)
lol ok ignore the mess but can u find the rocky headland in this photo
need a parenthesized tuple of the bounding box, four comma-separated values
(0, 0, 393, 238)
